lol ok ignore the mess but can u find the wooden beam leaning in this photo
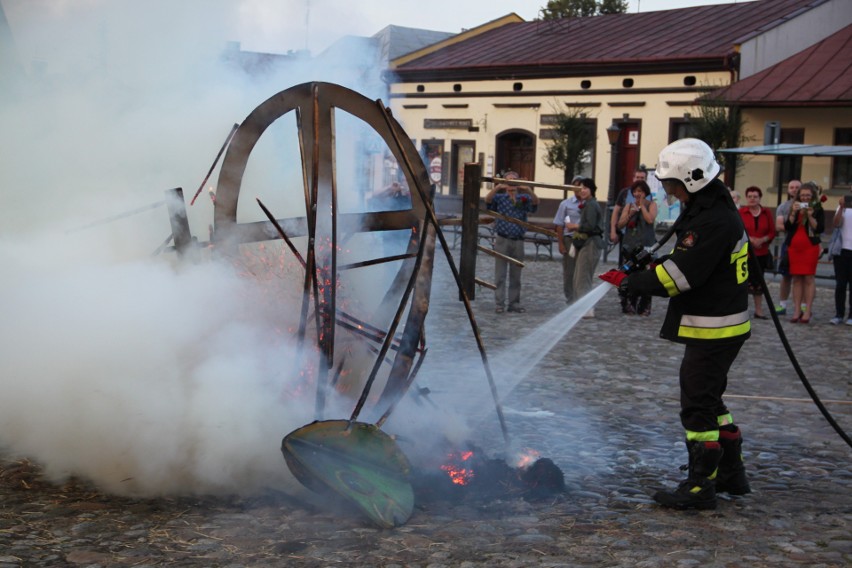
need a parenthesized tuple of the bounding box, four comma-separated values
(483, 176, 582, 200)
(459, 163, 481, 301)
(165, 187, 192, 258)
(480, 208, 558, 238)
(477, 244, 524, 267)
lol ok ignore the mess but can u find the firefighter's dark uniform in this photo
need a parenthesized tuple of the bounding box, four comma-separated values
(627, 178, 750, 437)
(624, 178, 751, 506)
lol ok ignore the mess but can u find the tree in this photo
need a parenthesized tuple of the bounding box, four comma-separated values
(599, 0, 629, 14)
(539, 0, 627, 20)
(691, 94, 751, 184)
(539, 0, 596, 20)
(542, 107, 596, 183)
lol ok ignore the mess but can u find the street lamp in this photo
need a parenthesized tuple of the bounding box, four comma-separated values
(605, 123, 621, 263)
(606, 123, 621, 207)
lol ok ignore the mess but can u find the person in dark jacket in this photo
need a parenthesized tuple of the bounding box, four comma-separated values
(600, 138, 751, 510)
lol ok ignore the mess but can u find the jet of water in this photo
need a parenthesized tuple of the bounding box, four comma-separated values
(417, 282, 613, 420)
(489, 281, 613, 396)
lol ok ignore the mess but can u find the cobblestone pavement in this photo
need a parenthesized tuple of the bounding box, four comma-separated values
(1, 248, 850, 567)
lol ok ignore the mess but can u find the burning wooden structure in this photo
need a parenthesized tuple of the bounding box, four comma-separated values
(155, 82, 572, 527)
(191, 81, 522, 528)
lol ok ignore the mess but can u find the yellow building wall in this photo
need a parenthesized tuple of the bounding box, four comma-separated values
(388, 71, 731, 202)
(736, 107, 852, 201)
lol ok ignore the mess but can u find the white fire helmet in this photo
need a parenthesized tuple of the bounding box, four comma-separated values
(655, 138, 721, 193)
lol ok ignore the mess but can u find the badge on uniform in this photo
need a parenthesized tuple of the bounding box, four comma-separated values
(680, 231, 698, 248)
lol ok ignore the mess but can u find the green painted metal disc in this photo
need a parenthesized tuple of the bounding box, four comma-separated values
(282, 420, 413, 528)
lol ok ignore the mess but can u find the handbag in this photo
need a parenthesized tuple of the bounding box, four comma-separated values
(828, 228, 843, 260)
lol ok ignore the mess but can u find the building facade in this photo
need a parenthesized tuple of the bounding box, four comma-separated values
(386, 0, 851, 207)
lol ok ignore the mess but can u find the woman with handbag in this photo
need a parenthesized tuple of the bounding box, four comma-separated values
(564, 178, 605, 318)
(784, 182, 825, 323)
(830, 192, 852, 325)
(617, 180, 658, 315)
(738, 186, 776, 319)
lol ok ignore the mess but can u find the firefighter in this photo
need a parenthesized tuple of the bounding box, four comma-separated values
(600, 138, 751, 510)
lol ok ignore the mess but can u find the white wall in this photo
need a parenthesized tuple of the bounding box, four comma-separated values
(738, 0, 852, 78)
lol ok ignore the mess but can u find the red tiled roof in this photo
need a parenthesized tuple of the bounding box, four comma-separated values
(394, 0, 821, 79)
(712, 24, 852, 106)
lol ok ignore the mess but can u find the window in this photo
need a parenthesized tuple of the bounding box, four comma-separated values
(578, 120, 597, 179)
(669, 118, 697, 142)
(833, 128, 852, 188)
(450, 141, 476, 196)
(421, 140, 445, 191)
(778, 128, 804, 184)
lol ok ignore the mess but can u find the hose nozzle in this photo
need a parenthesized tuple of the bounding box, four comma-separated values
(620, 246, 653, 274)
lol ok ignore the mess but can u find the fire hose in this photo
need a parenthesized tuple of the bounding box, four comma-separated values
(621, 221, 852, 449)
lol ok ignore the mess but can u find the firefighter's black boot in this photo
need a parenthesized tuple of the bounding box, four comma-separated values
(654, 440, 721, 510)
(716, 425, 750, 495)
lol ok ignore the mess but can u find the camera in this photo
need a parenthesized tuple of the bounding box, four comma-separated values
(844, 195, 852, 208)
(800, 203, 809, 209)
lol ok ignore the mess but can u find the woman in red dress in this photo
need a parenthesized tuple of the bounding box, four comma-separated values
(783, 182, 825, 323)
(739, 186, 776, 318)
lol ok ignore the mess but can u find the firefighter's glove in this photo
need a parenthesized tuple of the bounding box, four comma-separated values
(599, 269, 628, 290)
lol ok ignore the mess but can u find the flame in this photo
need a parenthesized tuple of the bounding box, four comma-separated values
(440, 450, 475, 486)
(515, 448, 541, 469)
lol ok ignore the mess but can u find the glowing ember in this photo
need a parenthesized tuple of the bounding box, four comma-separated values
(440, 451, 475, 485)
(515, 448, 541, 469)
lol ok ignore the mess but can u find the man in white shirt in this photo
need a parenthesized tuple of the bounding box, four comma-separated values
(553, 176, 583, 303)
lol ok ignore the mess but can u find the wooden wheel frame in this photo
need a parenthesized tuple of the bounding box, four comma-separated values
(212, 81, 436, 424)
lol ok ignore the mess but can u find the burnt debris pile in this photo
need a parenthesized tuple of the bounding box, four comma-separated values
(411, 442, 566, 504)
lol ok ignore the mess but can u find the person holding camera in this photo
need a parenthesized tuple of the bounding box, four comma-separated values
(485, 171, 538, 313)
(616, 179, 657, 315)
(830, 192, 852, 325)
(784, 181, 825, 324)
(774, 179, 801, 315)
(599, 138, 751, 510)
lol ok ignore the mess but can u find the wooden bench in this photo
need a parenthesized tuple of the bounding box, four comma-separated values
(524, 230, 556, 260)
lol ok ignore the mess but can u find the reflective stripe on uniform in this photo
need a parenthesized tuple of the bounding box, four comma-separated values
(678, 310, 751, 340)
(731, 233, 750, 285)
(717, 413, 734, 426)
(686, 429, 720, 442)
(656, 259, 690, 297)
(731, 232, 749, 261)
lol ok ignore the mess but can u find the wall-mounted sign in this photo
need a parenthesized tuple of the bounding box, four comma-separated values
(424, 119, 473, 130)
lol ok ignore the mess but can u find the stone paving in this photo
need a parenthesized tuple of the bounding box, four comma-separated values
(1, 247, 850, 567)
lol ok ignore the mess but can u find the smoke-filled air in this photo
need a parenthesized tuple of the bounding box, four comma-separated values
(0, 0, 421, 497)
(0, 0, 599, 500)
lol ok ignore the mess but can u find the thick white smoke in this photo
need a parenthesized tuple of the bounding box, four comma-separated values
(0, 1, 408, 496)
